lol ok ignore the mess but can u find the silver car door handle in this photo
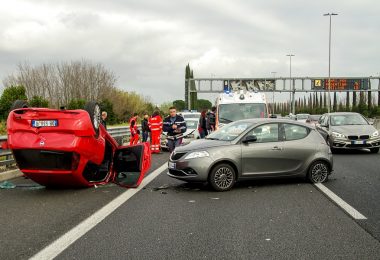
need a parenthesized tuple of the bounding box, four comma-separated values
(271, 146, 282, 151)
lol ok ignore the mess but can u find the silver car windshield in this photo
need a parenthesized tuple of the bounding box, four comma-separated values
(330, 114, 368, 126)
(206, 121, 250, 141)
(218, 103, 266, 123)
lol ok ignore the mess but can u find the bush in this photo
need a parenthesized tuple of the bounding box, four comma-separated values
(29, 96, 49, 108)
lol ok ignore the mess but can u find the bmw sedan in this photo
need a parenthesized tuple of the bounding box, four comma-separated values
(316, 112, 380, 153)
(167, 119, 333, 191)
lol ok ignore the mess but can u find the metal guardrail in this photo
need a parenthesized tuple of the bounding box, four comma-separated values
(0, 126, 131, 169)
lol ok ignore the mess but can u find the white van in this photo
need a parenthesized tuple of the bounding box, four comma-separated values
(216, 90, 268, 129)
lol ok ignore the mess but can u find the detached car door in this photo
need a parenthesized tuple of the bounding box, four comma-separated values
(113, 142, 151, 188)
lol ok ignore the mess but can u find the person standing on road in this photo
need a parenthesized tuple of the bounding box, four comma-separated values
(163, 107, 187, 152)
(101, 111, 107, 130)
(129, 113, 140, 145)
(206, 106, 216, 133)
(141, 113, 150, 142)
(149, 111, 163, 153)
(198, 110, 208, 139)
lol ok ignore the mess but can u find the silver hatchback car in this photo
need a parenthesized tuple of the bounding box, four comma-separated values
(167, 119, 333, 191)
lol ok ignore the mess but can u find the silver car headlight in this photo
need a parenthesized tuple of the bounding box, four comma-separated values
(371, 130, 379, 138)
(332, 131, 346, 138)
(184, 151, 209, 160)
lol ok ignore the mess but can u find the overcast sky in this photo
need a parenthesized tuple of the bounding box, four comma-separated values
(1, 0, 379, 105)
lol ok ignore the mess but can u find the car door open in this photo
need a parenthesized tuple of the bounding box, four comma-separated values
(113, 142, 151, 188)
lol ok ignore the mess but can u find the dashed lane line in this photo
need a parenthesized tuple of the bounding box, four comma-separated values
(314, 183, 367, 220)
(30, 162, 168, 260)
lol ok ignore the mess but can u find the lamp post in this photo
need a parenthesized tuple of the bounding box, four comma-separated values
(324, 13, 338, 113)
(271, 72, 277, 113)
(286, 54, 295, 114)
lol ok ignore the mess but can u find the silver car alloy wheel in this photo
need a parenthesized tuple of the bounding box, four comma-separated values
(311, 162, 328, 183)
(214, 167, 234, 189)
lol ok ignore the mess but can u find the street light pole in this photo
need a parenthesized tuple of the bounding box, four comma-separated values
(271, 72, 277, 114)
(324, 12, 338, 113)
(286, 54, 295, 114)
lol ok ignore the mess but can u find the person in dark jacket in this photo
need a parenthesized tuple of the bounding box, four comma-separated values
(206, 106, 216, 133)
(198, 110, 208, 139)
(141, 113, 150, 142)
(163, 107, 187, 152)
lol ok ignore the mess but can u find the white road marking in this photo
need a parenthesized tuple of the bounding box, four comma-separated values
(314, 183, 367, 220)
(30, 162, 168, 260)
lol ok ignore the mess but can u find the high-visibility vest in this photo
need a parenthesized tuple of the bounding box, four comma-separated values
(129, 116, 138, 135)
(148, 115, 163, 132)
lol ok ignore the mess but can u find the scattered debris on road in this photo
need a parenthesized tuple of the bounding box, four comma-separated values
(0, 181, 16, 189)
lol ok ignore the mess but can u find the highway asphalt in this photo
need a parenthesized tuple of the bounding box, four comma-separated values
(1, 151, 379, 259)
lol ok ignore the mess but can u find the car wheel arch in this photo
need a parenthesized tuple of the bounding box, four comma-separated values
(208, 160, 239, 180)
(307, 158, 332, 175)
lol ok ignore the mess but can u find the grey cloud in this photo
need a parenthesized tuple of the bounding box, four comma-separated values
(1, 0, 379, 104)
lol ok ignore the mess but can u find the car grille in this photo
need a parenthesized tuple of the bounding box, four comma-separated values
(169, 169, 187, 176)
(171, 152, 187, 161)
(13, 149, 73, 170)
(348, 135, 370, 140)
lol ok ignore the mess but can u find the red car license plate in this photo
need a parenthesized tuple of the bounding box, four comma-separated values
(32, 120, 58, 128)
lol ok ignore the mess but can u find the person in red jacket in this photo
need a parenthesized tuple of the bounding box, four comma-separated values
(129, 113, 140, 145)
(148, 111, 163, 153)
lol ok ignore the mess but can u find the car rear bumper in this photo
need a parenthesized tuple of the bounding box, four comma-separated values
(331, 137, 380, 149)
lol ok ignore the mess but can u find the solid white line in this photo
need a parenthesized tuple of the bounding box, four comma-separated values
(30, 162, 168, 260)
(314, 183, 367, 220)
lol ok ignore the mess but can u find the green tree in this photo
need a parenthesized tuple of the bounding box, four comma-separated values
(29, 96, 49, 108)
(0, 85, 27, 119)
(99, 99, 117, 125)
(185, 64, 197, 110)
(358, 91, 368, 116)
(159, 102, 174, 117)
(67, 99, 86, 110)
(173, 100, 186, 111)
(197, 99, 212, 110)
(333, 92, 337, 112)
(190, 70, 197, 109)
(352, 91, 357, 107)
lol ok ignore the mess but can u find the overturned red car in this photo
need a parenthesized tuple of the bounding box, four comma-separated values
(6, 100, 151, 188)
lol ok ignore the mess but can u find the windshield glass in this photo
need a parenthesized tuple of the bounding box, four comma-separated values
(330, 114, 368, 126)
(218, 103, 267, 123)
(296, 114, 309, 120)
(185, 120, 198, 129)
(206, 121, 250, 141)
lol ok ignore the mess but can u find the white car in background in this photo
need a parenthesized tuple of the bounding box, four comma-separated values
(296, 113, 310, 123)
(180, 111, 201, 120)
(161, 114, 200, 150)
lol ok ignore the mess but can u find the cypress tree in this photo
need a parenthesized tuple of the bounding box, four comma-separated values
(333, 92, 337, 112)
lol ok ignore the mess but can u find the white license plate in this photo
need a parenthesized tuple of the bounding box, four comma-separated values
(353, 140, 364, 144)
(32, 120, 58, 128)
(168, 162, 176, 169)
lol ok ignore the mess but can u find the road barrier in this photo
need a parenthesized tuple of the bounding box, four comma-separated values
(0, 126, 131, 169)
